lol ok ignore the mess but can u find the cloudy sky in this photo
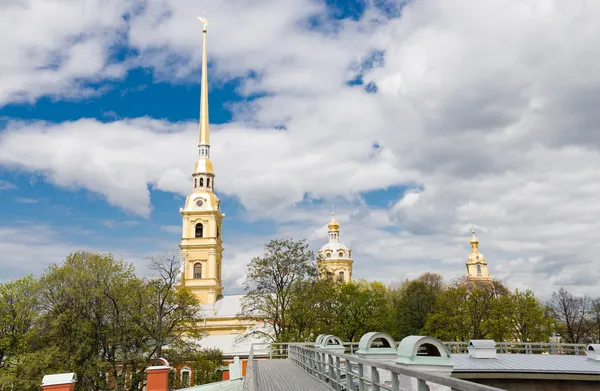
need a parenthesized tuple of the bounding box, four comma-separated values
(1, 0, 599, 298)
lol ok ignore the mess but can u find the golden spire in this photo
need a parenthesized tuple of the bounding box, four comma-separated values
(197, 14, 209, 149)
(470, 226, 479, 251)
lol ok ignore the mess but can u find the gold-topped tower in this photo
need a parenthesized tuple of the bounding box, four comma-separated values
(465, 227, 492, 283)
(179, 15, 224, 304)
(317, 208, 353, 282)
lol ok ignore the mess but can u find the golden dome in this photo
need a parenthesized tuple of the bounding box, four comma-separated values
(328, 218, 340, 231)
(328, 210, 340, 231)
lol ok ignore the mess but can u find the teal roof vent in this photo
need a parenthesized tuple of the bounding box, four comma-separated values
(317, 334, 345, 353)
(587, 344, 600, 361)
(315, 334, 327, 346)
(468, 340, 497, 359)
(395, 336, 453, 368)
(356, 332, 397, 359)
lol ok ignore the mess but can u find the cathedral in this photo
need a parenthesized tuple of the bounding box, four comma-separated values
(175, 17, 491, 361)
(176, 18, 259, 359)
(175, 19, 355, 360)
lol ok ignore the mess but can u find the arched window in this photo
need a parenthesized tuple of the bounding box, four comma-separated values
(477, 264, 482, 275)
(338, 271, 344, 281)
(194, 263, 202, 279)
(195, 223, 204, 238)
(217, 227, 220, 239)
(326, 252, 331, 258)
(180, 367, 191, 387)
(338, 251, 344, 257)
(207, 178, 211, 187)
(326, 271, 333, 280)
(194, 178, 197, 187)
(199, 177, 204, 187)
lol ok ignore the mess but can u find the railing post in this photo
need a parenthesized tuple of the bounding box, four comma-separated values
(335, 356, 341, 390)
(391, 373, 399, 391)
(416, 378, 428, 391)
(357, 363, 364, 391)
(370, 366, 380, 391)
(328, 354, 336, 390)
(345, 359, 353, 391)
(318, 352, 324, 381)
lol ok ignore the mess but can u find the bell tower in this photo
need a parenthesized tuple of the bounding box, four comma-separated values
(465, 227, 492, 283)
(179, 16, 224, 304)
(317, 209, 353, 282)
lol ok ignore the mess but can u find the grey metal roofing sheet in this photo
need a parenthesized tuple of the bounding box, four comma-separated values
(452, 354, 600, 374)
(179, 379, 244, 391)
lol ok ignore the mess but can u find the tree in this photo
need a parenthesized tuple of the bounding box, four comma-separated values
(511, 289, 553, 342)
(1, 251, 204, 391)
(240, 238, 317, 342)
(591, 298, 600, 344)
(0, 275, 38, 369)
(483, 294, 514, 342)
(0, 276, 40, 391)
(548, 288, 593, 343)
(142, 251, 203, 358)
(163, 342, 223, 389)
(390, 279, 439, 339)
(331, 280, 391, 342)
(285, 278, 337, 342)
(465, 286, 495, 339)
(423, 285, 473, 341)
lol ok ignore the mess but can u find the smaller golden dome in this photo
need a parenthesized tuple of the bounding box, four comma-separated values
(328, 218, 340, 231)
(470, 227, 479, 244)
(327, 209, 340, 231)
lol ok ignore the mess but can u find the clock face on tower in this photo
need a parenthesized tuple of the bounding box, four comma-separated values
(195, 198, 204, 208)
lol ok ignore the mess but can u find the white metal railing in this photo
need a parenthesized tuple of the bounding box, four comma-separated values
(243, 340, 586, 391)
(242, 343, 257, 391)
(443, 341, 587, 355)
(287, 344, 505, 391)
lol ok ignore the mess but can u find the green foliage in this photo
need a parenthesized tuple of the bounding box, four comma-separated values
(0, 275, 38, 368)
(329, 280, 392, 342)
(163, 342, 223, 389)
(423, 285, 473, 341)
(389, 273, 444, 339)
(241, 238, 318, 342)
(423, 283, 554, 343)
(0, 251, 210, 391)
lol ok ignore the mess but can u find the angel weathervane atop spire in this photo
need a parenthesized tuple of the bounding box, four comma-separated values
(197, 12, 208, 32)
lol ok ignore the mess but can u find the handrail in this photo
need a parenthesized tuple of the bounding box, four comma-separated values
(288, 344, 506, 391)
(444, 341, 587, 355)
(244, 340, 583, 390)
(242, 343, 257, 391)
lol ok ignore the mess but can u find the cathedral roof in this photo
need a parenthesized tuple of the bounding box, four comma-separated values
(199, 294, 244, 318)
(319, 242, 350, 253)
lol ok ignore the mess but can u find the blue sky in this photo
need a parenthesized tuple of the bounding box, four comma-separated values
(3, 0, 600, 297)
(0, 0, 409, 286)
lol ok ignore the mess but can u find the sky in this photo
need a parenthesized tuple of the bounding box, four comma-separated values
(1, 0, 600, 298)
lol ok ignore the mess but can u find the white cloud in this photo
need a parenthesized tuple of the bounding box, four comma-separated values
(0, 180, 17, 190)
(4, 0, 600, 296)
(14, 197, 38, 204)
(0, 0, 134, 105)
